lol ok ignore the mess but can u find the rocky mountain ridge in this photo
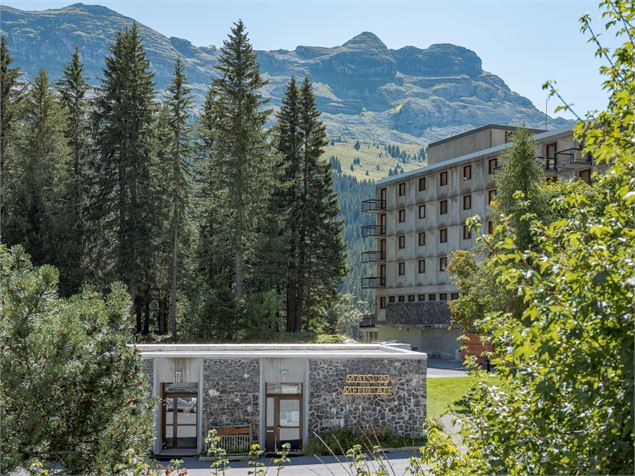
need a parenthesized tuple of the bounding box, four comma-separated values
(0, 3, 569, 143)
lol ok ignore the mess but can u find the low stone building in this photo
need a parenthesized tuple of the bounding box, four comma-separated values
(138, 344, 426, 456)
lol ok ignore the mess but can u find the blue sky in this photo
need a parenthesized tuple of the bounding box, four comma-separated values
(2, 1, 614, 119)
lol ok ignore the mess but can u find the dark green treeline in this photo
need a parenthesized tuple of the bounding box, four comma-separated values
(0, 21, 346, 340)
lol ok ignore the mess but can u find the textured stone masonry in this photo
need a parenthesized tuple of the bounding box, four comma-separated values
(308, 358, 426, 438)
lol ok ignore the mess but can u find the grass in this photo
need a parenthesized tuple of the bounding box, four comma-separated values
(427, 376, 476, 418)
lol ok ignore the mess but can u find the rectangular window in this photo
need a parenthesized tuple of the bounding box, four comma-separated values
(408, 295, 415, 302)
(463, 165, 472, 180)
(463, 224, 472, 240)
(398, 235, 405, 248)
(418, 232, 426, 246)
(451, 292, 459, 300)
(440, 228, 447, 243)
(488, 189, 497, 205)
(440, 171, 448, 186)
(579, 169, 592, 184)
(488, 158, 498, 175)
(398, 209, 405, 222)
(398, 295, 405, 303)
(440, 293, 448, 301)
(398, 262, 405, 275)
(439, 256, 448, 272)
(418, 204, 426, 219)
(389, 296, 395, 303)
(440, 200, 448, 215)
(418, 259, 426, 274)
(418, 177, 426, 191)
(428, 293, 436, 301)
(463, 194, 472, 210)
(379, 297, 386, 309)
(398, 182, 406, 196)
(418, 294, 425, 301)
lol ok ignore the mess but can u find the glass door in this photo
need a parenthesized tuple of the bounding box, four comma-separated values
(162, 383, 198, 450)
(265, 383, 302, 452)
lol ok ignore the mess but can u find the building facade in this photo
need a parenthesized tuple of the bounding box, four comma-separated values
(360, 124, 594, 358)
(139, 344, 426, 456)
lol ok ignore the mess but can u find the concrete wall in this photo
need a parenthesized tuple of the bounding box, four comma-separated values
(308, 358, 426, 438)
(377, 327, 461, 360)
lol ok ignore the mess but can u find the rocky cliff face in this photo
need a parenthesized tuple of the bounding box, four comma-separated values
(0, 3, 569, 143)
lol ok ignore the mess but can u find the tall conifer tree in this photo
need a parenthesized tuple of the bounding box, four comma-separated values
(93, 23, 159, 331)
(56, 48, 90, 295)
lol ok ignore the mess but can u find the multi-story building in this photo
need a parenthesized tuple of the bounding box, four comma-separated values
(360, 124, 594, 359)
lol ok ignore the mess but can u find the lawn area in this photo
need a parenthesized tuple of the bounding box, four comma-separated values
(427, 376, 476, 417)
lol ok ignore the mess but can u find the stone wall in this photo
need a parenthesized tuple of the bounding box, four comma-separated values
(385, 301, 451, 327)
(308, 358, 426, 438)
(202, 359, 260, 441)
(142, 357, 154, 395)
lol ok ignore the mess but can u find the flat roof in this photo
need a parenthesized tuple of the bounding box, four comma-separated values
(377, 125, 574, 187)
(428, 123, 545, 148)
(136, 343, 426, 360)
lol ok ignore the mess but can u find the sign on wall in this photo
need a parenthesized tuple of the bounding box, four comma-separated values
(342, 374, 393, 395)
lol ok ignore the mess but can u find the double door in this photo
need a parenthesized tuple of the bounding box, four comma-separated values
(265, 395, 302, 452)
(161, 383, 198, 449)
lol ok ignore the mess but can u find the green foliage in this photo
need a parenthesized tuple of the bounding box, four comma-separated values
(0, 245, 153, 474)
(427, 3, 635, 474)
(305, 428, 426, 456)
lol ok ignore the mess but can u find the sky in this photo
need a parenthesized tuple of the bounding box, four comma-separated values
(1, 1, 614, 119)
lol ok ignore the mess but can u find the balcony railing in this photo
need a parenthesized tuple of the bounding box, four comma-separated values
(361, 277, 385, 289)
(362, 199, 386, 212)
(537, 155, 558, 171)
(361, 225, 386, 237)
(359, 314, 376, 328)
(361, 250, 386, 263)
(556, 147, 593, 166)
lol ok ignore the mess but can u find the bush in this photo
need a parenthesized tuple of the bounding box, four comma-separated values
(304, 428, 426, 456)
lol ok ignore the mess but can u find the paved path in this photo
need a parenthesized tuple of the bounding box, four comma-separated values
(173, 450, 420, 475)
(427, 359, 468, 378)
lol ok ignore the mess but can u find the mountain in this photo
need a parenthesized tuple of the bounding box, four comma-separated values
(0, 3, 569, 144)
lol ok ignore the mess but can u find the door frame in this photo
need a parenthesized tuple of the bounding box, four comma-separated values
(265, 388, 303, 452)
(160, 383, 198, 449)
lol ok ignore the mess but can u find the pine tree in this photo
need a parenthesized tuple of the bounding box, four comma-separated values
(0, 36, 22, 243)
(202, 20, 272, 299)
(56, 48, 90, 295)
(92, 23, 160, 331)
(164, 57, 192, 341)
(6, 69, 69, 267)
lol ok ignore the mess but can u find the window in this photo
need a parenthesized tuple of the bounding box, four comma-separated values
(418, 177, 426, 191)
(439, 256, 448, 271)
(418, 259, 426, 274)
(579, 169, 592, 184)
(463, 165, 472, 180)
(463, 194, 472, 210)
(398, 262, 405, 275)
(398, 182, 406, 196)
(488, 189, 497, 205)
(398, 295, 405, 302)
(488, 158, 498, 175)
(418, 294, 425, 301)
(418, 232, 426, 246)
(379, 297, 386, 309)
(439, 228, 447, 243)
(504, 130, 515, 143)
(439, 171, 448, 186)
(487, 220, 494, 234)
(440, 200, 448, 215)
(389, 296, 396, 303)
(398, 235, 405, 248)
(418, 204, 426, 219)
(408, 295, 415, 302)
(463, 224, 472, 240)
(398, 209, 405, 222)
(451, 292, 459, 300)
(428, 293, 436, 301)
(440, 293, 448, 301)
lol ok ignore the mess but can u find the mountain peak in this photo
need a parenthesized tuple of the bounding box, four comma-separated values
(342, 32, 387, 50)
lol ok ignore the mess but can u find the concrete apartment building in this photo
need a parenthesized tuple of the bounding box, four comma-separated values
(360, 124, 594, 359)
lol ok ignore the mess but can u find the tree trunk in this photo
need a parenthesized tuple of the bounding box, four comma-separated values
(142, 288, 150, 335)
(171, 224, 178, 342)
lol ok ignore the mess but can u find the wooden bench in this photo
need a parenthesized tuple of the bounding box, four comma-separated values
(215, 426, 253, 453)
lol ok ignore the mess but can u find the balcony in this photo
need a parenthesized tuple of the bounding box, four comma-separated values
(361, 225, 386, 237)
(361, 277, 385, 289)
(359, 314, 376, 328)
(362, 199, 386, 212)
(556, 147, 593, 167)
(361, 250, 386, 263)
